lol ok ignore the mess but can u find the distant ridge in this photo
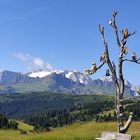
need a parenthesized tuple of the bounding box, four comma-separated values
(0, 69, 138, 96)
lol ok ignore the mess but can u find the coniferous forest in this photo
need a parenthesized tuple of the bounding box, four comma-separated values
(0, 92, 140, 131)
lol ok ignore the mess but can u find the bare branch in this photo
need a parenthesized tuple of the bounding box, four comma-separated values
(110, 11, 125, 98)
(120, 96, 140, 102)
(84, 62, 105, 75)
(126, 31, 136, 39)
(123, 58, 140, 64)
(111, 11, 121, 48)
(112, 62, 119, 87)
(99, 24, 120, 92)
(97, 62, 106, 70)
(118, 46, 124, 97)
(98, 25, 113, 71)
(120, 112, 133, 133)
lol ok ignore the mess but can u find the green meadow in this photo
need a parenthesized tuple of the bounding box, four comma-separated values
(0, 121, 140, 140)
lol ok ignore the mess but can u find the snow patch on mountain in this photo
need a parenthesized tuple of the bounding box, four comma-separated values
(29, 71, 52, 78)
(28, 70, 63, 78)
(65, 70, 92, 84)
(99, 76, 113, 82)
(28, 69, 92, 84)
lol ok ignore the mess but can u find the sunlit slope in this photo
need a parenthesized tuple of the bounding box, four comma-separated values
(0, 121, 140, 140)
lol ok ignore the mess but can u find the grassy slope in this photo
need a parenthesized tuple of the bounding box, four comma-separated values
(17, 121, 34, 131)
(0, 121, 140, 140)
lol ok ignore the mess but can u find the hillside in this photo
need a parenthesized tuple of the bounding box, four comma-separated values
(0, 121, 140, 140)
(0, 92, 114, 128)
(0, 92, 140, 129)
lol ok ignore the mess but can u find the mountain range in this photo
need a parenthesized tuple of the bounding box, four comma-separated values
(0, 70, 139, 96)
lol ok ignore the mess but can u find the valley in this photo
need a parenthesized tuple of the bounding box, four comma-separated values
(0, 70, 139, 139)
(0, 1, 140, 139)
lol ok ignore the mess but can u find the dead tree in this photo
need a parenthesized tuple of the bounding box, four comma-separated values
(85, 11, 140, 134)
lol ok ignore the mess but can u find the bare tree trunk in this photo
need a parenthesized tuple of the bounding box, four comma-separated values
(111, 12, 133, 134)
(90, 11, 139, 134)
(115, 87, 133, 134)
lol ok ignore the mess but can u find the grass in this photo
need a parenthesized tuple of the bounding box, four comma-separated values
(0, 121, 140, 140)
(17, 120, 34, 131)
(98, 109, 115, 116)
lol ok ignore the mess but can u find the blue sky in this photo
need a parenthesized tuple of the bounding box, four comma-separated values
(0, 0, 140, 85)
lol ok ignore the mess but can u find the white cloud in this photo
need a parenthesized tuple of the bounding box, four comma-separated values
(14, 53, 53, 71)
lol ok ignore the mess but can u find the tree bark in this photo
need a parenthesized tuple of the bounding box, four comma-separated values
(96, 12, 138, 134)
